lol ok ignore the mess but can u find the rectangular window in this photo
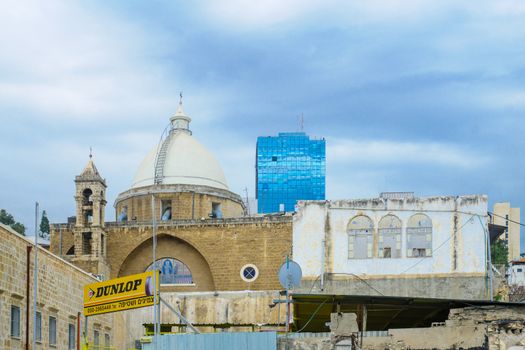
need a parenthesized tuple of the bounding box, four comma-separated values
(49, 316, 57, 346)
(211, 202, 222, 219)
(36, 311, 42, 342)
(105, 333, 110, 348)
(518, 268, 523, 273)
(406, 228, 432, 257)
(412, 248, 427, 257)
(68, 323, 76, 350)
(161, 200, 172, 221)
(11, 305, 21, 338)
(94, 330, 100, 347)
(82, 232, 92, 255)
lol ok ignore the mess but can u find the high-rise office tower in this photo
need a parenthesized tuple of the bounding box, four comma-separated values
(256, 132, 325, 213)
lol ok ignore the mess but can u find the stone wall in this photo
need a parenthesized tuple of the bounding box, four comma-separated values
(0, 224, 113, 349)
(114, 184, 246, 221)
(51, 216, 293, 292)
(110, 216, 293, 291)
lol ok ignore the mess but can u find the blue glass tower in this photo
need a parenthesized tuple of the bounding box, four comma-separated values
(256, 132, 325, 213)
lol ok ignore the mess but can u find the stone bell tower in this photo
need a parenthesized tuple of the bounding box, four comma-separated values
(71, 153, 110, 278)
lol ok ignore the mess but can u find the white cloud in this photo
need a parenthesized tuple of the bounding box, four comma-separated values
(328, 138, 490, 169)
(0, 0, 177, 121)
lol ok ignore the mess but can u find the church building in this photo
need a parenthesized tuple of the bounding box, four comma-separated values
(49, 100, 292, 293)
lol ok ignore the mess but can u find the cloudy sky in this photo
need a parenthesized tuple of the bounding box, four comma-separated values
(0, 1, 524, 249)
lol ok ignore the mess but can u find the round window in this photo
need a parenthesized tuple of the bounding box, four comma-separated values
(240, 264, 259, 282)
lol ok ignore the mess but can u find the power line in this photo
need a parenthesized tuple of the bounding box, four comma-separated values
(489, 211, 525, 227)
(400, 214, 478, 275)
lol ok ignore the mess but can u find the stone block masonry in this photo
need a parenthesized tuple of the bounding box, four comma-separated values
(0, 223, 113, 349)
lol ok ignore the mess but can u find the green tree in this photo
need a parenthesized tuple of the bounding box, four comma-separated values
(0, 208, 26, 235)
(491, 239, 508, 266)
(39, 210, 50, 239)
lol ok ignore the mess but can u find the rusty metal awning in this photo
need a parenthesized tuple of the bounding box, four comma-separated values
(489, 223, 507, 243)
(292, 293, 523, 332)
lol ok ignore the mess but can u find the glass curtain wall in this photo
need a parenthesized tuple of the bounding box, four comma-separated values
(256, 132, 325, 213)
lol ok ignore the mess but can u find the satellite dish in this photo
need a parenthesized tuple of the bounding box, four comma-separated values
(278, 260, 302, 290)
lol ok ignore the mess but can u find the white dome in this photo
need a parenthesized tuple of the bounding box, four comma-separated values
(131, 104, 229, 190)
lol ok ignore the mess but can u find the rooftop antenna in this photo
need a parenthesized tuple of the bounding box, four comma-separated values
(243, 187, 250, 216)
(298, 113, 304, 132)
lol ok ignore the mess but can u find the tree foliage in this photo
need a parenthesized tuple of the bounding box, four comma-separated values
(491, 239, 508, 266)
(0, 209, 26, 235)
(39, 210, 50, 239)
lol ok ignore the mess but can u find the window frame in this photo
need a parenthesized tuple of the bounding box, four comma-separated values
(94, 329, 100, 347)
(49, 315, 57, 347)
(347, 215, 374, 259)
(240, 264, 259, 282)
(378, 215, 402, 259)
(68, 323, 76, 350)
(36, 310, 42, 342)
(406, 213, 433, 258)
(11, 305, 21, 338)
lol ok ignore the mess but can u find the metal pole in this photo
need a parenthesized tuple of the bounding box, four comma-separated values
(59, 225, 62, 257)
(160, 297, 200, 333)
(33, 202, 39, 350)
(320, 239, 325, 291)
(285, 255, 290, 334)
(152, 194, 158, 349)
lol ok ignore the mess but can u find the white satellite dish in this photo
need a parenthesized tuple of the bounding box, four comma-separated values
(278, 260, 302, 290)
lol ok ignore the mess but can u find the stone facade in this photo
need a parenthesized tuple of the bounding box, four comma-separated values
(293, 195, 491, 299)
(114, 184, 245, 222)
(0, 224, 113, 349)
(51, 216, 293, 292)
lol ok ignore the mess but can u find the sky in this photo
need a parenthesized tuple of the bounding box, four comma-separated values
(0, 1, 524, 249)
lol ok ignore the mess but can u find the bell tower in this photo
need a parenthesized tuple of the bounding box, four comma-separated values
(71, 152, 110, 278)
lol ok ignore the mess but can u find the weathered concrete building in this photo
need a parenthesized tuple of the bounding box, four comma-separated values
(293, 194, 491, 299)
(0, 223, 113, 349)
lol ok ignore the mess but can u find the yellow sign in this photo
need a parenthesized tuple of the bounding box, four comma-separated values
(83, 271, 159, 316)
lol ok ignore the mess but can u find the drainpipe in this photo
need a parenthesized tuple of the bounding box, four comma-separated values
(26, 246, 32, 350)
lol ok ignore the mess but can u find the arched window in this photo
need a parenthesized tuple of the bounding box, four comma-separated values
(82, 188, 93, 205)
(146, 258, 193, 284)
(407, 214, 432, 258)
(347, 215, 374, 259)
(378, 215, 402, 258)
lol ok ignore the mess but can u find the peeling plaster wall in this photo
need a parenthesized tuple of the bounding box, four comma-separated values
(293, 195, 489, 299)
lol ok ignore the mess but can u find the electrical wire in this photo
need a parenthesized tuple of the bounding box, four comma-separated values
(296, 298, 330, 333)
(489, 212, 525, 227)
(400, 214, 478, 275)
(328, 273, 385, 296)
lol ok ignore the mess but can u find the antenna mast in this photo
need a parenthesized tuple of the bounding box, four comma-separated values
(243, 187, 250, 216)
